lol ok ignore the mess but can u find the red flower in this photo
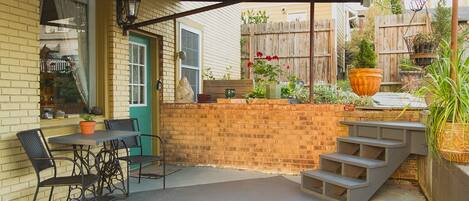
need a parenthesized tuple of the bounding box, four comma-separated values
(286, 65, 290, 70)
(247, 61, 253, 68)
(266, 55, 272, 61)
(256, 52, 263, 57)
(272, 55, 279, 60)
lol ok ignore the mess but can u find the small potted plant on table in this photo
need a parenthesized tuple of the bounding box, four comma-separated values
(348, 39, 383, 96)
(79, 114, 96, 135)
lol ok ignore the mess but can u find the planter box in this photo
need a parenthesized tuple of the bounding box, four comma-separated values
(399, 70, 424, 91)
(217, 98, 299, 104)
(203, 80, 253, 101)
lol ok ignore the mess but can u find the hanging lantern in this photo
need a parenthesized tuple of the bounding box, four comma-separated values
(116, 0, 141, 28)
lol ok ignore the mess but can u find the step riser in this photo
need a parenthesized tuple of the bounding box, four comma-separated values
(338, 141, 387, 161)
(348, 125, 407, 143)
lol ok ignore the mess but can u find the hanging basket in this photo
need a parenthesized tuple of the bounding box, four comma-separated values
(404, 35, 437, 67)
(438, 123, 469, 163)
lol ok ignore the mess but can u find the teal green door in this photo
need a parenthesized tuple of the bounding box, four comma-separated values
(129, 33, 152, 156)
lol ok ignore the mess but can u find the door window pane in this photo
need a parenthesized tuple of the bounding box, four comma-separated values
(128, 43, 146, 106)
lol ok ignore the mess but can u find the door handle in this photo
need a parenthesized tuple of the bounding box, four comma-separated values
(156, 80, 163, 91)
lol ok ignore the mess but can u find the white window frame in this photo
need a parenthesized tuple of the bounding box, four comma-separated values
(179, 23, 202, 94)
(128, 41, 148, 107)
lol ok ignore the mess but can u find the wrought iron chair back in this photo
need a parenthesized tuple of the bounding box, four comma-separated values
(17, 129, 55, 173)
(104, 118, 141, 149)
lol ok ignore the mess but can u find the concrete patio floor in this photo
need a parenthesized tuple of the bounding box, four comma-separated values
(124, 165, 426, 201)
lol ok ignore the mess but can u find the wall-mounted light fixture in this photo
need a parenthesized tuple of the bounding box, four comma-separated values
(116, 0, 141, 34)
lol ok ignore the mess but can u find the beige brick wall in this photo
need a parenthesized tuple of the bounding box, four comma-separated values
(0, 0, 241, 200)
(0, 0, 41, 138)
(162, 103, 421, 180)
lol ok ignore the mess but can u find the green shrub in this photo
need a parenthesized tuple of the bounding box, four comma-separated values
(352, 39, 377, 68)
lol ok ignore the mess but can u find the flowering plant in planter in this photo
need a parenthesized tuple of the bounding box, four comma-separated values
(246, 52, 283, 99)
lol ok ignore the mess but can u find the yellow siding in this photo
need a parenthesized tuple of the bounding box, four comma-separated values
(182, 2, 241, 80)
(241, 3, 332, 22)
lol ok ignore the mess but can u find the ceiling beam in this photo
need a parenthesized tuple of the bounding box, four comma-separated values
(126, 1, 241, 30)
(127, 0, 367, 30)
(181, 0, 361, 2)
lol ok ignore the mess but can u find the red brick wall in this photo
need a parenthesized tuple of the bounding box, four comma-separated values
(161, 103, 421, 180)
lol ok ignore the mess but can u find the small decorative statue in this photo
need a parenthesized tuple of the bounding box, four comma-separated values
(175, 77, 194, 103)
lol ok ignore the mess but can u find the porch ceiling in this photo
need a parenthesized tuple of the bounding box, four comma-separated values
(181, 0, 363, 2)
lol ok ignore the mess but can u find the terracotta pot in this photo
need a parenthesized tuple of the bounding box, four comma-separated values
(344, 104, 355, 111)
(80, 121, 96, 135)
(197, 94, 212, 103)
(348, 68, 383, 96)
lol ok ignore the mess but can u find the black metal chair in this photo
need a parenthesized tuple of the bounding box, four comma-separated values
(104, 118, 166, 192)
(17, 129, 100, 201)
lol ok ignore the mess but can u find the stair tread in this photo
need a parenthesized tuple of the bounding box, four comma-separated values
(302, 170, 367, 189)
(338, 136, 405, 148)
(341, 121, 425, 131)
(321, 153, 386, 168)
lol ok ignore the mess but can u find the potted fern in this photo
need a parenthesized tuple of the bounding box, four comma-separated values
(79, 114, 96, 135)
(419, 42, 469, 163)
(348, 39, 383, 96)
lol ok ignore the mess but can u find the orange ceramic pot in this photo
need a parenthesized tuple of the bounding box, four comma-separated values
(80, 121, 96, 135)
(348, 68, 383, 96)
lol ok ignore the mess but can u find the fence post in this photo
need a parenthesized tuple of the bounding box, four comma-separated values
(248, 24, 255, 80)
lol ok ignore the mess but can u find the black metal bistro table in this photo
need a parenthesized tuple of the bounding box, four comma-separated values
(48, 130, 139, 200)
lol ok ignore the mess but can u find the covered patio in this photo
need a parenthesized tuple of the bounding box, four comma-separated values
(124, 165, 426, 201)
(0, 0, 468, 200)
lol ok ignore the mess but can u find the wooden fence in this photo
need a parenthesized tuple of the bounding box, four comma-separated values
(375, 13, 431, 83)
(241, 20, 336, 84)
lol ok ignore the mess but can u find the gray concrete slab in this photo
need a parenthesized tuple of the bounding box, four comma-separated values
(125, 165, 426, 201)
(370, 92, 427, 109)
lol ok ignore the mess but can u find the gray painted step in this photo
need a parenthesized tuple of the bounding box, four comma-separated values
(302, 170, 367, 189)
(341, 121, 425, 131)
(338, 136, 405, 148)
(321, 153, 386, 168)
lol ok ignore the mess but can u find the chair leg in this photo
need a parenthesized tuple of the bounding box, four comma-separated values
(91, 184, 98, 201)
(138, 163, 142, 183)
(48, 186, 54, 201)
(81, 187, 85, 201)
(126, 162, 130, 196)
(163, 161, 166, 189)
(33, 186, 39, 201)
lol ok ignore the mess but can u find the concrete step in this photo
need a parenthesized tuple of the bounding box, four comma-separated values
(321, 153, 386, 168)
(340, 121, 426, 131)
(302, 170, 367, 189)
(337, 136, 405, 148)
